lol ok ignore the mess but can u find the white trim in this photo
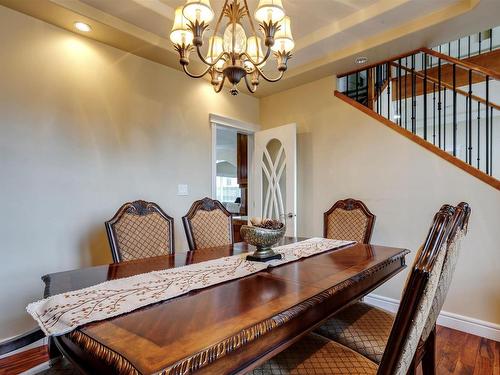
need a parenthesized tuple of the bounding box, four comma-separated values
(210, 114, 259, 205)
(211, 122, 217, 199)
(209, 114, 260, 133)
(364, 294, 500, 342)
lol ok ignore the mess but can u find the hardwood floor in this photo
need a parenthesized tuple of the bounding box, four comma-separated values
(0, 327, 497, 374)
(416, 326, 499, 375)
(0, 345, 48, 375)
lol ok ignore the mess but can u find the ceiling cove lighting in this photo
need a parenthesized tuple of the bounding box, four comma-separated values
(170, 0, 294, 95)
(74, 22, 92, 32)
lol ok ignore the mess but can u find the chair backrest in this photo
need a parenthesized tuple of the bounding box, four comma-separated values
(323, 198, 376, 243)
(182, 197, 233, 250)
(105, 200, 174, 262)
(378, 203, 470, 375)
(420, 202, 471, 342)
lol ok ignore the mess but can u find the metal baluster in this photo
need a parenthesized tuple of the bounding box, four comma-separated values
(423, 53, 428, 140)
(444, 87, 447, 151)
(477, 102, 481, 169)
(452, 64, 457, 157)
(346, 74, 350, 97)
(468, 70, 472, 164)
(398, 59, 402, 127)
(405, 57, 408, 130)
(468, 36, 471, 58)
(411, 54, 416, 134)
(433, 83, 436, 145)
(490, 107, 494, 176)
(465, 99, 469, 164)
(438, 58, 442, 147)
(486, 76, 489, 174)
(377, 66, 381, 114)
(387, 62, 390, 120)
(355, 72, 359, 103)
(490, 29, 493, 52)
(479, 32, 482, 55)
(458, 39, 461, 59)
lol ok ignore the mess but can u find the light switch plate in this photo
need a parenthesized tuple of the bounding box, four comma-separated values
(177, 184, 189, 196)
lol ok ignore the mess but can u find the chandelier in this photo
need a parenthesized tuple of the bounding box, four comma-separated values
(170, 0, 294, 95)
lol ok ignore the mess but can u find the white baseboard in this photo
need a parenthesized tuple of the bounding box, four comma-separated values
(364, 294, 500, 342)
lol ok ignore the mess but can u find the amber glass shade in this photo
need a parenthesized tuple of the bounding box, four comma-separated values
(183, 0, 214, 23)
(170, 6, 194, 45)
(255, 0, 285, 23)
(271, 16, 294, 52)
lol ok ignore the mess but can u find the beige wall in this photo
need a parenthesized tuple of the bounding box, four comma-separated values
(0, 6, 259, 340)
(260, 76, 500, 325)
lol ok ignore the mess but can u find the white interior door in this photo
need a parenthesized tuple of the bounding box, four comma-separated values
(253, 123, 297, 236)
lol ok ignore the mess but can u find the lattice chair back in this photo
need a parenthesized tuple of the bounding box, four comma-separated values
(183, 197, 233, 250)
(324, 198, 376, 243)
(377, 204, 468, 375)
(105, 200, 174, 262)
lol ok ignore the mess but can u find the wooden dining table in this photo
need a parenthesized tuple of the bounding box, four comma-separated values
(42, 237, 409, 375)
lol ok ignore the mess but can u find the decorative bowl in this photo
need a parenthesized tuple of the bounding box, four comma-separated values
(240, 224, 286, 262)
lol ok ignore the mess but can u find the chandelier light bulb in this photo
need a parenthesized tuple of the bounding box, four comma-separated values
(170, 6, 194, 45)
(246, 36, 265, 67)
(271, 16, 294, 52)
(255, 0, 285, 23)
(183, 0, 215, 23)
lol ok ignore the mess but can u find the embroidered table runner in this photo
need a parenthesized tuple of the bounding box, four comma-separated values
(27, 238, 354, 336)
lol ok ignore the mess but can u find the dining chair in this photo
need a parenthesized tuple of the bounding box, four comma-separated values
(324, 198, 376, 243)
(182, 197, 233, 250)
(251, 203, 463, 375)
(105, 200, 175, 262)
(313, 202, 471, 373)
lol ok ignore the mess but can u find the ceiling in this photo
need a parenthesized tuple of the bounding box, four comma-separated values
(1, 0, 499, 97)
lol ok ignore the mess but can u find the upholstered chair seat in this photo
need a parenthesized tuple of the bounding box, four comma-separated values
(251, 333, 378, 375)
(252, 203, 470, 375)
(315, 302, 394, 363)
(314, 202, 470, 374)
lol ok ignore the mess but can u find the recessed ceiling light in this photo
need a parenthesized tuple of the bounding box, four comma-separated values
(355, 56, 368, 65)
(74, 22, 92, 32)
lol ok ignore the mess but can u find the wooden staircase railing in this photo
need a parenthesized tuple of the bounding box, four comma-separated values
(336, 47, 500, 190)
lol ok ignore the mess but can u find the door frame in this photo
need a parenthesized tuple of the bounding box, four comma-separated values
(210, 114, 260, 219)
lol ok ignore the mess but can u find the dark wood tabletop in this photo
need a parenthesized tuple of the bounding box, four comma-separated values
(43, 238, 409, 375)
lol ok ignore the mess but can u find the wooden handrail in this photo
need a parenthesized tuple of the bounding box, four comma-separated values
(338, 47, 500, 81)
(389, 61, 500, 111)
(421, 47, 500, 81)
(334, 91, 500, 190)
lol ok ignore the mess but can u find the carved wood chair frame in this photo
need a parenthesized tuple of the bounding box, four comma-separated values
(105, 200, 175, 263)
(182, 197, 233, 251)
(378, 203, 470, 375)
(323, 198, 376, 244)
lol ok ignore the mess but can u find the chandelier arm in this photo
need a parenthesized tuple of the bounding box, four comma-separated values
(182, 64, 212, 79)
(243, 0, 258, 38)
(244, 74, 257, 93)
(240, 45, 272, 68)
(195, 45, 229, 67)
(214, 75, 227, 93)
(255, 66, 285, 83)
(212, 0, 229, 37)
